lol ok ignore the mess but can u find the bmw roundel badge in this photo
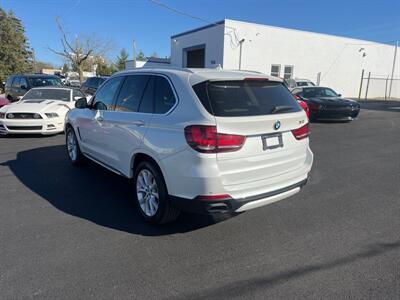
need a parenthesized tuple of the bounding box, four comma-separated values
(274, 121, 281, 130)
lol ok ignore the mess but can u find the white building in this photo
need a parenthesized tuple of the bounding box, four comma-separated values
(171, 19, 399, 98)
(125, 57, 171, 70)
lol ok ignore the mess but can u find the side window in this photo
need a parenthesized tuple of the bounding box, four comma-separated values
(154, 76, 176, 114)
(92, 77, 124, 110)
(12, 77, 21, 88)
(5, 77, 14, 88)
(92, 78, 101, 87)
(20, 77, 28, 88)
(73, 89, 85, 99)
(138, 76, 154, 113)
(115, 75, 149, 112)
(81, 79, 89, 88)
(86, 78, 98, 88)
(292, 88, 301, 95)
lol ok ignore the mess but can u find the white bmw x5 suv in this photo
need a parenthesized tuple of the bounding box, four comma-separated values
(65, 68, 313, 224)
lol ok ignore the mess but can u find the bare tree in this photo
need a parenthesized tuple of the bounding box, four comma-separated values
(49, 18, 111, 83)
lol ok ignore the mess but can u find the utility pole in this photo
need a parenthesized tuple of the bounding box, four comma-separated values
(358, 69, 364, 100)
(388, 40, 398, 99)
(238, 39, 245, 70)
(133, 40, 137, 69)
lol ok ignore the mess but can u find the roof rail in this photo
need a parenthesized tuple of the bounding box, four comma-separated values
(139, 64, 195, 73)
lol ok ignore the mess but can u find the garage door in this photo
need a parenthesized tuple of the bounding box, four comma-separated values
(185, 47, 205, 68)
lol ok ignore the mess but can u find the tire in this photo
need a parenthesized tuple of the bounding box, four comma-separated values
(133, 160, 180, 225)
(66, 126, 84, 165)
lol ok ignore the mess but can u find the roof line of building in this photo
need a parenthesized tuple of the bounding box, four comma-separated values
(171, 20, 225, 39)
(170, 18, 395, 47)
(224, 18, 396, 47)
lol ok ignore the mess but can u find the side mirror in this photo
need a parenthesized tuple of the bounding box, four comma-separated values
(75, 97, 88, 109)
(337, 94, 342, 97)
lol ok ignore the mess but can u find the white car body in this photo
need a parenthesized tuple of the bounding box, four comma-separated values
(0, 87, 85, 135)
(66, 68, 313, 220)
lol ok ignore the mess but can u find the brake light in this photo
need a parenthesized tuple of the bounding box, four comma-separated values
(291, 123, 310, 140)
(244, 77, 269, 81)
(293, 94, 300, 100)
(184, 125, 246, 153)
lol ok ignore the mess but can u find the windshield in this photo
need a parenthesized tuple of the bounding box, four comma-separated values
(297, 81, 315, 87)
(193, 80, 301, 117)
(28, 77, 62, 87)
(22, 89, 71, 101)
(303, 87, 338, 98)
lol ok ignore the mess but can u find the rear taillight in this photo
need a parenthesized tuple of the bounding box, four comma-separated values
(291, 123, 310, 140)
(184, 125, 246, 153)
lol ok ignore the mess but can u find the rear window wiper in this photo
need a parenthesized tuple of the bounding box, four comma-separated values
(270, 106, 293, 114)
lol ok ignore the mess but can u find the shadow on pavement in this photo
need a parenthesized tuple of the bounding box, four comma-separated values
(171, 240, 400, 299)
(0, 133, 61, 139)
(359, 100, 400, 113)
(1, 145, 223, 236)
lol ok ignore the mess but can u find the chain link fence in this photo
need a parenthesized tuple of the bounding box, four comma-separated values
(358, 71, 400, 100)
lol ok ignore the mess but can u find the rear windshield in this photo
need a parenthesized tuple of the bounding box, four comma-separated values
(28, 77, 62, 87)
(193, 80, 301, 117)
(303, 87, 337, 98)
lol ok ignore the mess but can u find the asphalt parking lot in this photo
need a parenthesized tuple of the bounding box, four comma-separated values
(1, 101, 399, 299)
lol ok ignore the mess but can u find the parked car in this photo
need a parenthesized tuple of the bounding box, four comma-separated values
(66, 76, 81, 87)
(81, 76, 108, 96)
(5, 74, 63, 102)
(65, 68, 313, 224)
(0, 96, 10, 108)
(285, 78, 316, 89)
(292, 86, 360, 121)
(297, 99, 310, 118)
(0, 87, 86, 135)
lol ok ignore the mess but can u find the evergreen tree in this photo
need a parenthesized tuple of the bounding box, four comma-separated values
(136, 50, 146, 61)
(61, 63, 70, 74)
(94, 56, 117, 76)
(0, 8, 33, 85)
(150, 52, 158, 58)
(116, 48, 129, 70)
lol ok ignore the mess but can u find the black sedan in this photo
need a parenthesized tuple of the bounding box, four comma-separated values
(292, 86, 360, 121)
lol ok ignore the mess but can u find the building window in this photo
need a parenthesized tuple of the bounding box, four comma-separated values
(270, 64, 280, 77)
(284, 65, 294, 79)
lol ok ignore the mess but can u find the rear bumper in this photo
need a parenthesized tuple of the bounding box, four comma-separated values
(170, 178, 308, 214)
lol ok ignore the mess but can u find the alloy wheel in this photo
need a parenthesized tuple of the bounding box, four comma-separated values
(67, 130, 77, 161)
(136, 169, 159, 217)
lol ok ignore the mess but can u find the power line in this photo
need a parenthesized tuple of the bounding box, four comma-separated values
(146, 0, 240, 46)
(146, 0, 220, 27)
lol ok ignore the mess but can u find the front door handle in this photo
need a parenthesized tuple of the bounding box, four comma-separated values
(94, 110, 103, 122)
(132, 120, 145, 127)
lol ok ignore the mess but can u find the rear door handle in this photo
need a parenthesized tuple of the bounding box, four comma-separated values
(132, 120, 145, 127)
